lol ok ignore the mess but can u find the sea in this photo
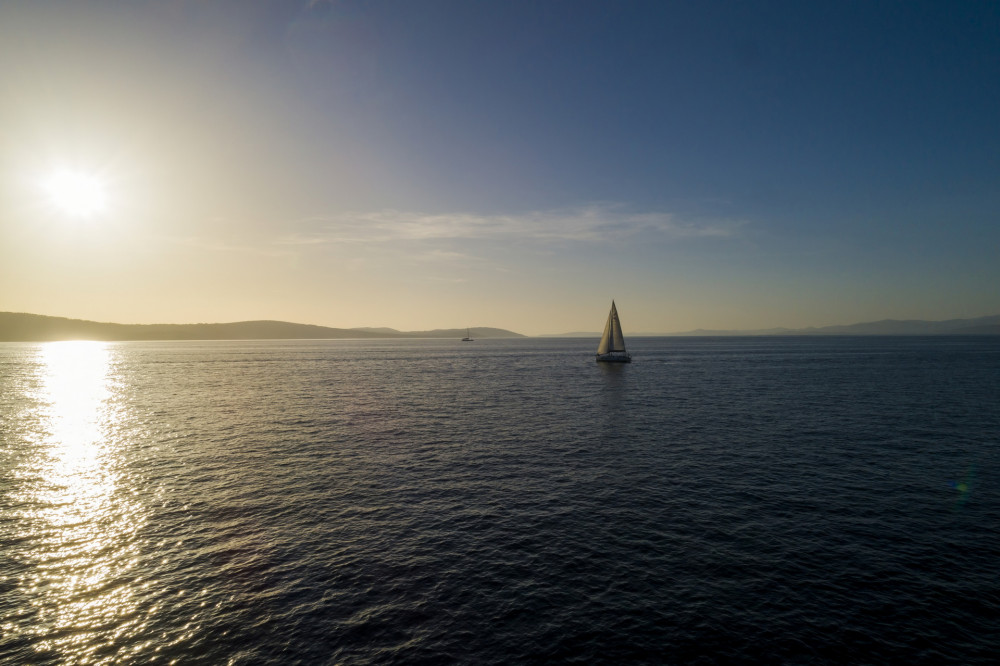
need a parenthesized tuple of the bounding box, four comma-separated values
(1, 336, 998, 664)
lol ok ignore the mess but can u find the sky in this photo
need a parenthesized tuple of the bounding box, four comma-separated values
(1, 0, 998, 335)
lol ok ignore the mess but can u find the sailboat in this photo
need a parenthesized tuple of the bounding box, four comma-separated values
(462, 328, 474, 341)
(596, 301, 631, 362)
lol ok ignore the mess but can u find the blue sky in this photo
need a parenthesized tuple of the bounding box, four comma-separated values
(1, 1, 998, 334)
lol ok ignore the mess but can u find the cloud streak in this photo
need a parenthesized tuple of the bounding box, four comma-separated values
(279, 204, 745, 246)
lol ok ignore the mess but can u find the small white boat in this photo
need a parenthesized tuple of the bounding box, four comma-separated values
(596, 301, 631, 363)
(462, 328, 474, 341)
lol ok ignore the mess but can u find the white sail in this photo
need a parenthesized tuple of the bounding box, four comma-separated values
(597, 301, 627, 355)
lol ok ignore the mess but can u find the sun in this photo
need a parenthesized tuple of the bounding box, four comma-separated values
(41, 169, 109, 218)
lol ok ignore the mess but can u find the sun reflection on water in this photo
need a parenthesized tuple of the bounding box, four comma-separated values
(39, 341, 112, 492)
(4, 341, 148, 664)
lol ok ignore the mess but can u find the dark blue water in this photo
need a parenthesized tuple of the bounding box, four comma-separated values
(2, 336, 998, 664)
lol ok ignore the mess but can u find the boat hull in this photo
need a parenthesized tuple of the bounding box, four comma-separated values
(596, 353, 631, 363)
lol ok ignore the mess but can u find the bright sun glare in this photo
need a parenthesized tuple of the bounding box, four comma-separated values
(42, 169, 109, 218)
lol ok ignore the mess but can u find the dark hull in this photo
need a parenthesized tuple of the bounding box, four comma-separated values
(596, 353, 631, 363)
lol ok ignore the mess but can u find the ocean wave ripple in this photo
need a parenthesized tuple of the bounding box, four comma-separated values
(1, 337, 998, 664)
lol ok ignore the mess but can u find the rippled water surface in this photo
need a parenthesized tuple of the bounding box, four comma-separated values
(2, 337, 998, 664)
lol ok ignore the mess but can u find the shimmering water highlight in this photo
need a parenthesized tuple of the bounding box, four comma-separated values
(2, 337, 998, 663)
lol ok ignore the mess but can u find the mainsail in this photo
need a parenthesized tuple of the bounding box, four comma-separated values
(597, 300, 627, 355)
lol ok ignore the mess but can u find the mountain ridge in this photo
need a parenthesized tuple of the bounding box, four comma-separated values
(4, 311, 999, 342)
(0, 312, 524, 341)
(541, 314, 1000, 337)
(670, 314, 1000, 336)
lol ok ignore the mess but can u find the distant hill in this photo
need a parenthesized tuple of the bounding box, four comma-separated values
(0, 312, 524, 342)
(541, 327, 799, 337)
(796, 315, 1000, 336)
(539, 331, 602, 338)
(400, 327, 523, 339)
(669, 314, 1000, 336)
(952, 324, 1000, 335)
(350, 326, 522, 338)
(350, 327, 403, 334)
(541, 314, 1000, 337)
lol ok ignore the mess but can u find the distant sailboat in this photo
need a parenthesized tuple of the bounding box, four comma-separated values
(596, 301, 631, 363)
(462, 328, 474, 341)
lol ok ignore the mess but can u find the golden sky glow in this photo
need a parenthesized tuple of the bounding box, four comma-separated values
(1, 2, 999, 335)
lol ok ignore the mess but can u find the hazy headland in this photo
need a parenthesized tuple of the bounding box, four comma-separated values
(3, 311, 1000, 342)
(543, 314, 1000, 337)
(0, 312, 523, 342)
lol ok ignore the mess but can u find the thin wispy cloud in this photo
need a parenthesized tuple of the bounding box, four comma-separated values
(166, 234, 296, 258)
(279, 204, 745, 246)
